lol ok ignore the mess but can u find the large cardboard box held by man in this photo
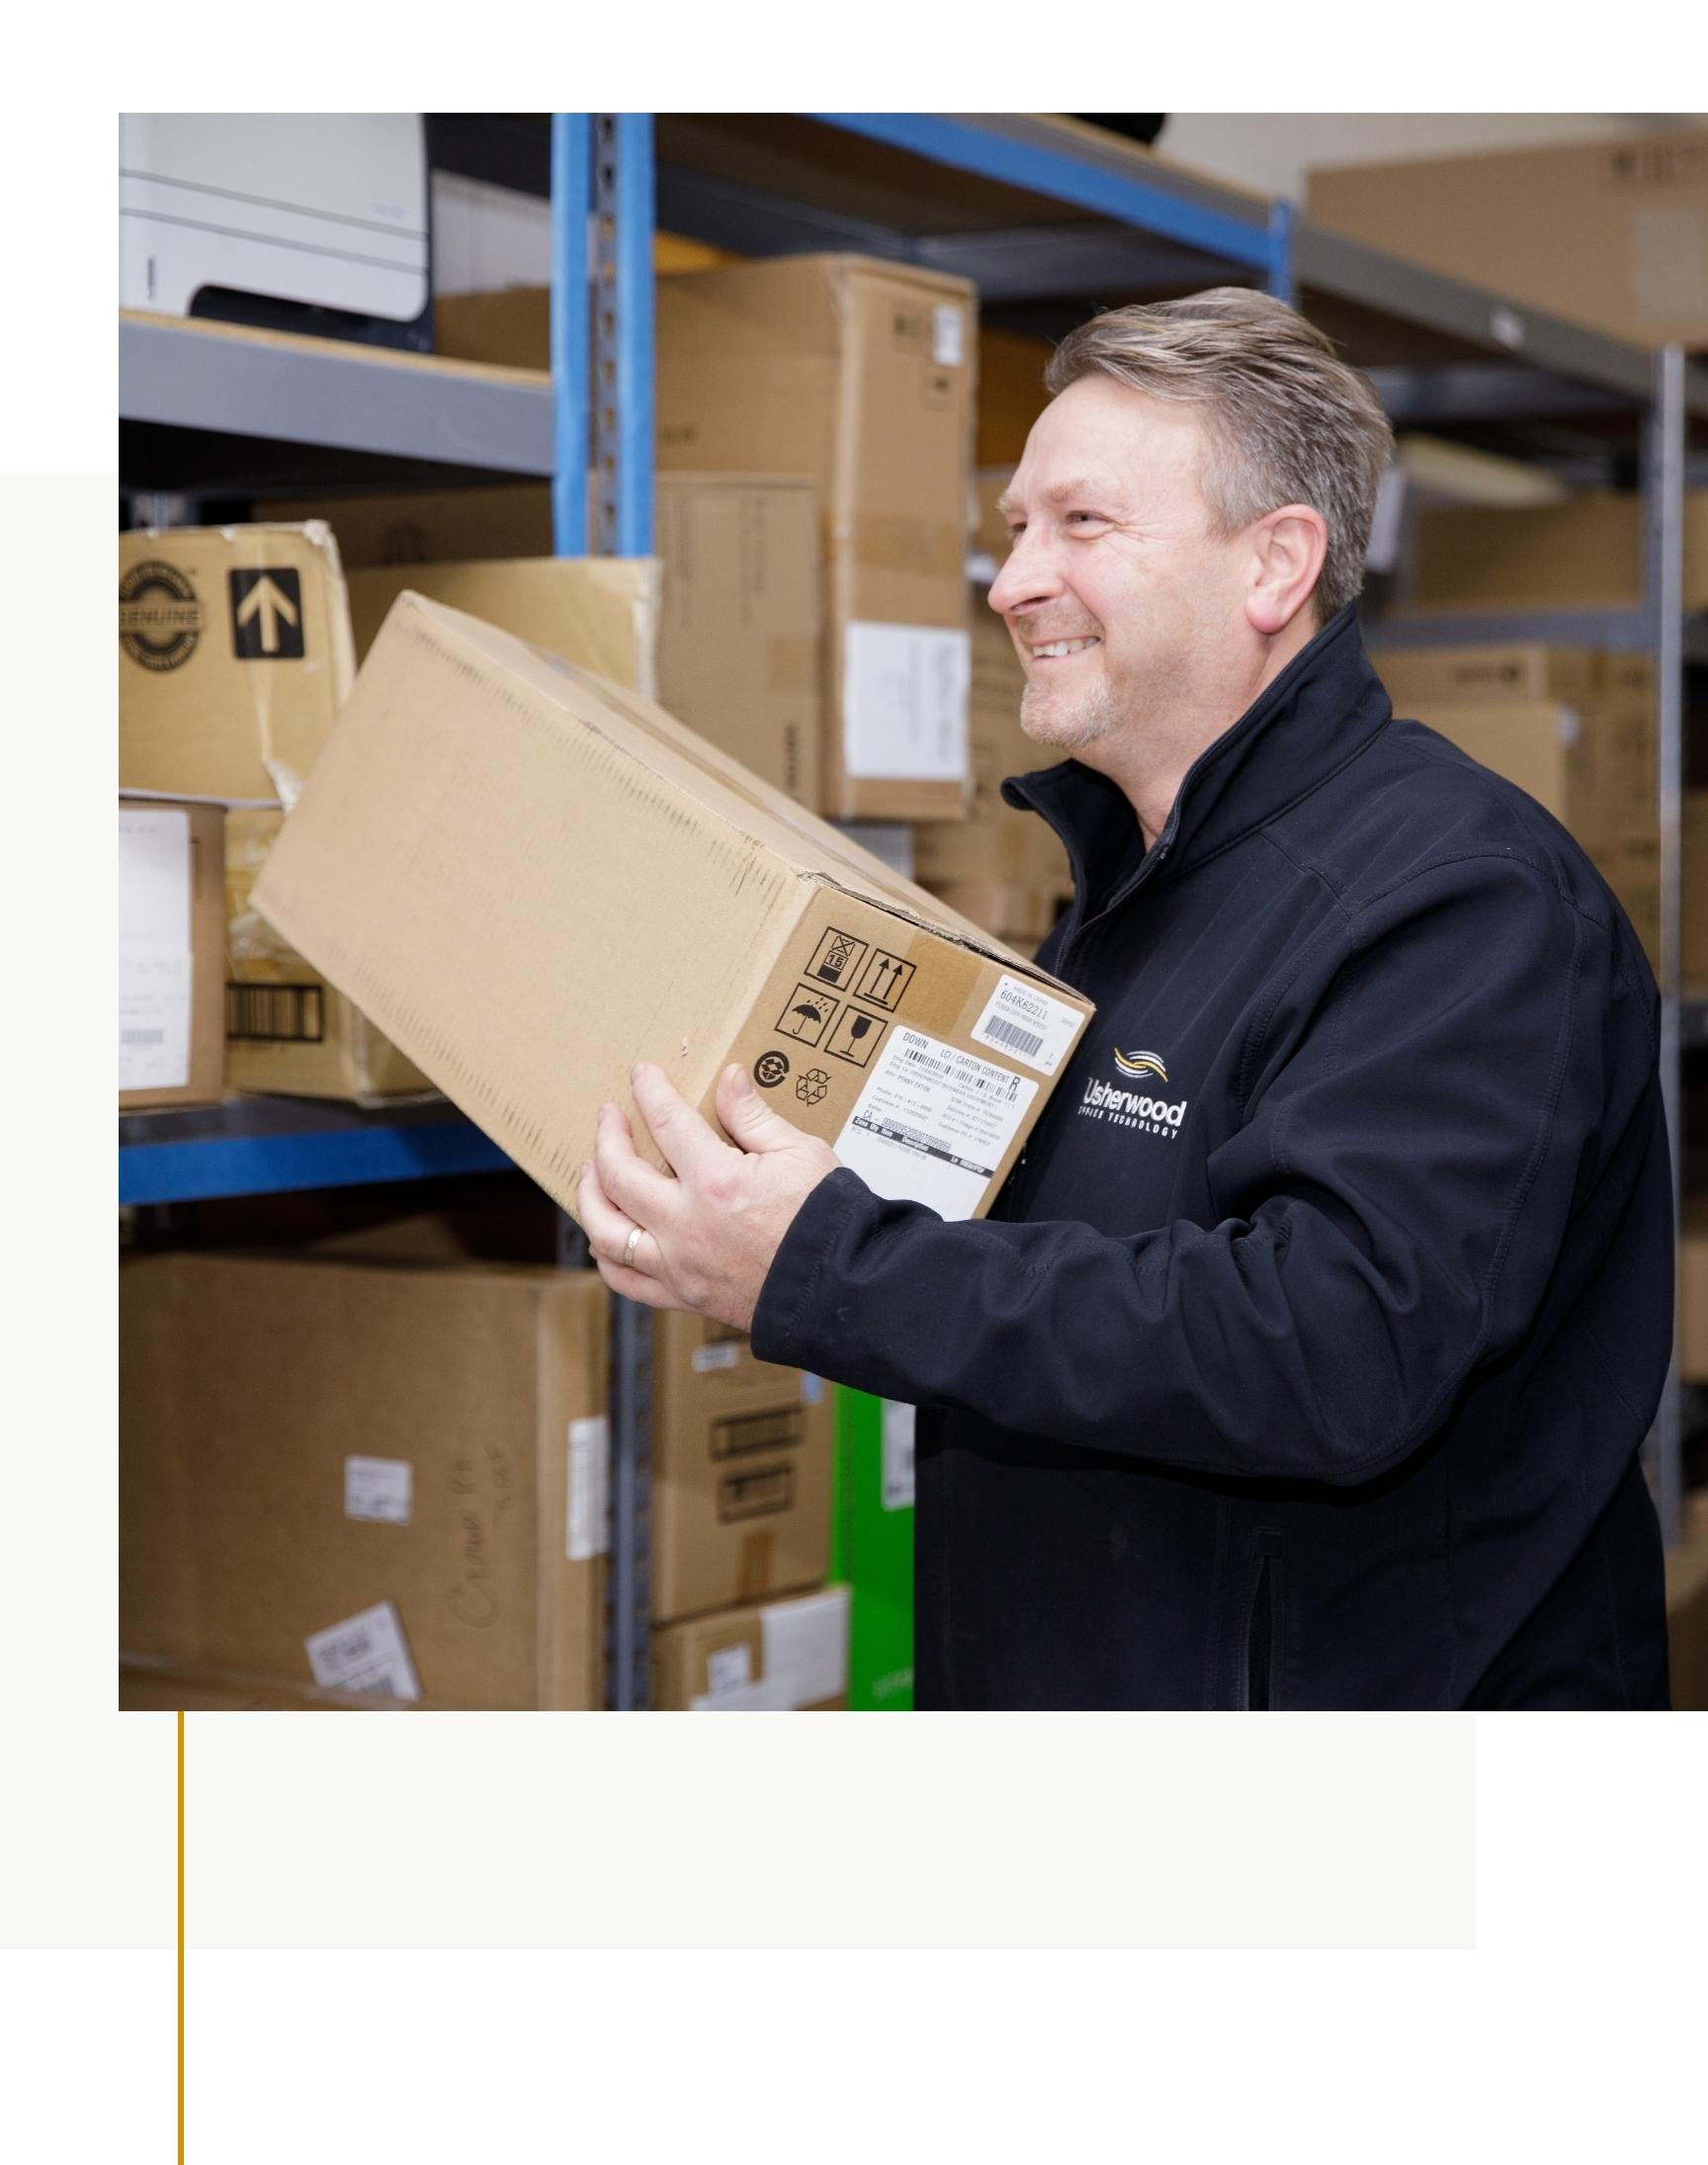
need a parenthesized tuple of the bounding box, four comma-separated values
(1306, 129, 1708, 351)
(119, 523, 433, 1101)
(119, 795, 226, 1110)
(252, 593, 1092, 1224)
(650, 1311, 834, 1624)
(121, 1251, 608, 1708)
(268, 476, 823, 811)
(654, 254, 977, 823)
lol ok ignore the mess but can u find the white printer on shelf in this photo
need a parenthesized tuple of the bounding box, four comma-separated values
(120, 113, 432, 350)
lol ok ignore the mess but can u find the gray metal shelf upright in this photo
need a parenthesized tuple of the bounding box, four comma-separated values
(648, 113, 1706, 1545)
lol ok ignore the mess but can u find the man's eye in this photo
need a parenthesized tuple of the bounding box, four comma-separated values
(1004, 524, 1025, 546)
(1068, 510, 1104, 526)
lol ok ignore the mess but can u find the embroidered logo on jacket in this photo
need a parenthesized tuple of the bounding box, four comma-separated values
(1078, 1051, 1188, 1138)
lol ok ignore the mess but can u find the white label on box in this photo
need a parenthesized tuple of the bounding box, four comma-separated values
(834, 1025, 1039, 1221)
(970, 973, 1084, 1077)
(690, 1589, 851, 1710)
(882, 1401, 916, 1511)
(933, 303, 965, 367)
(119, 806, 193, 1091)
(704, 1643, 753, 1698)
(801, 1373, 824, 1406)
(1630, 204, 1708, 324)
(304, 1601, 421, 1701)
(689, 1342, 741, 1374)
(842, 622, 971, 783)
(344, 1455, 412, 1525)
(566, 1416, 610, 1562)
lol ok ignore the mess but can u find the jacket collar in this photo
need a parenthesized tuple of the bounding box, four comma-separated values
(1001, 605, 1393, 901)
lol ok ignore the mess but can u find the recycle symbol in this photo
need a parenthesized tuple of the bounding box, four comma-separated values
(796, 1068, 830, 1106)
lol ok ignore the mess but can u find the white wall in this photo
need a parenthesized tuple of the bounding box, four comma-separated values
(1159, 112, 1705, 206)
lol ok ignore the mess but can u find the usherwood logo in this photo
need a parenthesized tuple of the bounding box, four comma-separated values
(1079, 1052, 1188, 1138)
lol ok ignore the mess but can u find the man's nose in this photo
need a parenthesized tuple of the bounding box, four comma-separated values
(987, 530, 1064, 619)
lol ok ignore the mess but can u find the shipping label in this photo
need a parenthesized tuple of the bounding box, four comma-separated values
(970, 973, 1084, 1077)
(304, 1601, 422, 1701)
(834, 1025, 1038, 1221)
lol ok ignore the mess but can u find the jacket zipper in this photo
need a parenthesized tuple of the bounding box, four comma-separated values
(1239, 1530, 1285, 1711)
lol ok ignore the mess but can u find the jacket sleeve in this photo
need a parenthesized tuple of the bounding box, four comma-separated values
(750, 853, 1648, 1486)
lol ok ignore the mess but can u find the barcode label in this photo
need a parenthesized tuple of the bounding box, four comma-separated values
(566, 1416, 609, 1562)
(121, 1028, 166, 1046)
(304, 1600, 422, 1700)
(970, 974, 1085, 1077)
(690, 1342, 742, 1374)
(344, 1456, 412, 1526)
(835, 1026, 1039, 1220)
(226, 981, 325, 1044)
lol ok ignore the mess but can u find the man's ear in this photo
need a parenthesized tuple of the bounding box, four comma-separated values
(1245, 504, 1328, 637)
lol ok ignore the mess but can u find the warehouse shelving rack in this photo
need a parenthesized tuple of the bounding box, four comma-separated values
(120, 119, 1707, 1701)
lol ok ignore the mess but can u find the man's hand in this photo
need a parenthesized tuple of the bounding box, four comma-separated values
(576, 1061, 841, 1330)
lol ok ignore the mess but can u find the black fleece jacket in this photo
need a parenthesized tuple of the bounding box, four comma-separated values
(751, 606, 1672, 1709)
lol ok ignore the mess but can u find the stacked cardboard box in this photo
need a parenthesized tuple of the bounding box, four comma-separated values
(270, 475, 821, 810)
(119, 522, 435, 1101)
(1374, 643, 1660, 968)
(252, 592, 1093, 1227)
(1665, 1490, 1708, 1711)
(652, 1585, 850, 1710)
(654, 254, 977, 823)
(1306, 129, 1708, 352)
(651, 1311, 834, 1624)
(121, 1249, 609, 1708)
(119, 795, 225, 1109)
(1408, 491, 1708, 616)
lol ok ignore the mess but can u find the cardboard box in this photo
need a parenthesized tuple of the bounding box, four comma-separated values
(1373, 643, 1655, 713)
(1685, 793, 1708, 989)
(1307, 129, 1708, 351)
(270, 478, 822, 810)
(654, 475, 822, 808)
(977, 325, 1055, 469)
(1681, 1202, 1708, 1383)
(1409, 493, 1708, 615)
(655, 254, 977, 822)
(1585, 826, 1661, 974)
(651, 1585, 850, 1710)
(912, 601, 1072, 892)
(345, 553, 660, 693)
(252, 593, 1093, 1224)
(120, 795, 225, 1110)
(121, 1251, 608, 1708)
(1408, 698, 1654, 851)
(119, 1656, 415, 1711)
(119, 523, 357, 805)
(120, 521, 433, 1101)
(651, 1311, 833, 1624)
(1665, 1490, 1708, 1711)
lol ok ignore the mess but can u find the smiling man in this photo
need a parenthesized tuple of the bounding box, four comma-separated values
(579, 288, 1673, 1711)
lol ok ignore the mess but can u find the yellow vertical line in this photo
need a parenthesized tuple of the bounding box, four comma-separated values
(178, 1708, 185, 2165)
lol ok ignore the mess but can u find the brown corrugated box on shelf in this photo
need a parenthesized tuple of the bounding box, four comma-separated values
(120, 1656, 417, 1712)
(651, 1585, 850, 1710)
(1685, 793, 1708, 989)
(121, 1250, 608, 1708)
(654, 254, 977, 823)
(267, 476, 823, 810)
(1306, 128, 1708, 351)
(119, 795, 226, 1110)
(651, 1310, 834, 1624)
(1665, 1490, 1708, 1712)
(251, 592, 1093, 1225)
(1407, 492, 1708, 615)
(118, 522, 433, 1102)
(1679, 1197, 1708, 1383)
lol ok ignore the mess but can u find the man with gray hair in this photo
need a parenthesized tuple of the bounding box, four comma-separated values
(580, 289, 1672, 1709)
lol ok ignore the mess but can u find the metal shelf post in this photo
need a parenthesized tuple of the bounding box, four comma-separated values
(1645, 343, 1687, 1550)
(550, 114, 592, 555)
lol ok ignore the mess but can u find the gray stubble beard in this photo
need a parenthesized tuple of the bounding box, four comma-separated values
(1020, 676, 1117, 753)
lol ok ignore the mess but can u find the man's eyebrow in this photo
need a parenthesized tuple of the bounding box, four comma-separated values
(996, 476, 1120, 519)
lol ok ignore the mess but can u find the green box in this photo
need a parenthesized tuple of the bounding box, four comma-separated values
(830, 1388, 915, 1711)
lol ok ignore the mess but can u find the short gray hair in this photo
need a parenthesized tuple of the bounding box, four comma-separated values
(1044, 289, 1393, 621)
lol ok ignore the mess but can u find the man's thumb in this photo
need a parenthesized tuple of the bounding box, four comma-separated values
(718, 1062, 797, 1151)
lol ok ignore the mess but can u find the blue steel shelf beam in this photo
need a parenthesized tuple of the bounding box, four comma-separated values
(811, 113, 1289, 297)
(120, 1109, 512, 1206)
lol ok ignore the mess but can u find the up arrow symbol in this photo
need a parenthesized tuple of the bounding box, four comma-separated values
(235, 572, 300, 654)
